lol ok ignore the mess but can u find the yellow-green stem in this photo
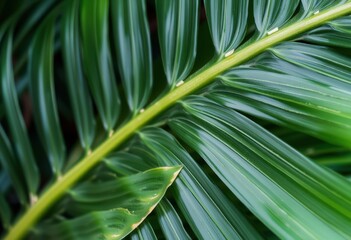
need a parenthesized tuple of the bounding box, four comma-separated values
(5, 2, 351, 239)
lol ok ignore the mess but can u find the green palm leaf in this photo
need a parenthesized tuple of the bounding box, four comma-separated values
(61, 0, 95, 152)
(204, 0, 248, 57)
(0, 126, 26, 205)
(33, 166, 181, 240)
(0, 188, 11, 230)
(254, 0, 299, 38)
(169, 96, 351, 239)
(208, 42, 351, 147)
(156, 199, 191, 240)
(80, 0, 120, 133)
(303, 16, 351, 47)
(156, 0, 199, 87)
(29, 8, 66, 176)
(130, 222, 157, 240)
(1, 0, 351, 239)
(111, 0, 153, 114)
(0, 29, 40, 198)
(139, 128, 261, 239)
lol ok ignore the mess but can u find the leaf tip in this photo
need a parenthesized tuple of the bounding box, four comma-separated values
(170, 165, 183, 182)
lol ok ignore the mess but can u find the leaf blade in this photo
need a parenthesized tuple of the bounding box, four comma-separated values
(204, 0, 248, 56)
(156, 199, 191, 240)
(61, 0, 95, 151)
(80, 0, 120, 132)
(0, 193, 11, 230)
(254, 0, 299, 38)
(156, 0, 199, 87)
(210, 42, 351, 147)
(36, 166, 181, 239)
(0, 30, 39, 195)
(130, 222, 157, 240)
(111, 0, 153, 114)
(0, 125, 26, 204)
(303, 16, 351, 48)
(29, 10, 66, 175)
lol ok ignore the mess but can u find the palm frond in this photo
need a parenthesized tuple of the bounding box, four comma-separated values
(1, 0, 351, 239)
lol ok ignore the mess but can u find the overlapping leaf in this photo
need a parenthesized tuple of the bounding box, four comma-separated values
(2, 0, 351, 239)
(130, 222, 157, 240)
(0, 30, 39, 196)
(62, 0, 95, 151)
(169, 96, 351, 239)
(156, 0, 199, 87)
(29, 10, 65, 176)
(0, 126, 26, 204)
(0, 193, 11, 230)
(35, 167, 181, 239)
(204, 0, 248, 56)
(253, 0, 299, 38)
(80, 0, 120, 132)
(300, 0, 347, 15)
(140, 128, 262, 239)
(156, 199, 191, 240)
(303, 15, 351, 48)
(208, 42, 351, 147)
(103, 152, 155, 176)
(111, 0, 153, 114)
(36, 209, 144, 240)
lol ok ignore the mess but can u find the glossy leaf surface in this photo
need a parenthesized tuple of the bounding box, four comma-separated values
(253, 0, 299, 38)
(62, 0, 95, 151)
(80, 0, 120, 132)
(111, 0, 152, 114)
(2, 1, 351, 239)
(36, 167, 181, 239)
(169, 96, 351, 239)
(103, 152, 155, 176)
(204, 0, 248, 56)
(301, 0, 347, 14)
(156, 0, 199, 87)
(67, 166, 181, 215)
(29, 11, 65, 175)
(303, 16, 351, 48)
(209, 42, 351, 147)
(140, 128, 262, 240)
(0, 31, 39, 195)
(156, 199, 191, 240)
(130, 222, 157, 240)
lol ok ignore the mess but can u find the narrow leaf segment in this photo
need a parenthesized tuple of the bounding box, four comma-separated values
(111, 0, 153, 114)
(29, 9, 66, 176)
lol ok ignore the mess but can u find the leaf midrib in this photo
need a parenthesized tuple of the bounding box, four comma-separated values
(5, 2, 351, 240)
